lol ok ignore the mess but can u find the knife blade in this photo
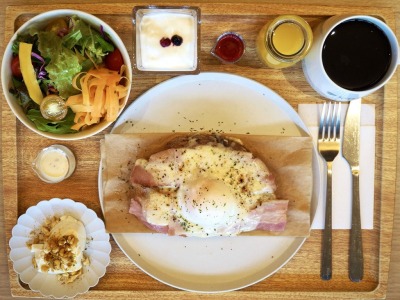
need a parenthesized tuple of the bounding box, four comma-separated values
(342, 98, 363, 282)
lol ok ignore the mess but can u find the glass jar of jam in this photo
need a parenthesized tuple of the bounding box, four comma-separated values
(256, 15, 313, 69)
(211, 32, 245, 64)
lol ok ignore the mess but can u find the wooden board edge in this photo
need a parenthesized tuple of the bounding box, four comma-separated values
(2, 3, 397, 299)
(4, 2, 396, 19)
(2, 89, 19, 295)
(6, 288, 392, 299)
(376, 71, 399, 296)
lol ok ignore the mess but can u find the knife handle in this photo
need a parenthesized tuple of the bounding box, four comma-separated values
(321, 162, 333, 280)
(349, 171, 364, 282)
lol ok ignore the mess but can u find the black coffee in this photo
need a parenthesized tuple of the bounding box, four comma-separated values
(322, 19, 392, 91)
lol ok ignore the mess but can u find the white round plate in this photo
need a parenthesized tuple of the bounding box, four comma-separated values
(99, 72, 321, 293)
(9, 198, 111, 298)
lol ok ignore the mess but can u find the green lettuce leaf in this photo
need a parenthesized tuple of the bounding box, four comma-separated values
(12, 34, 37, 54)
(27, 108, 77, 134)
(10, 78, 39, 113)
(38, 31, 82, 99)
(45, 49, 82, 99)
(63, 15, 114, 64)
(37, 31, 61, 59)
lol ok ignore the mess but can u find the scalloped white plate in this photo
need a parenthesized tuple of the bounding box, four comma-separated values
(9, 198, 111, 298)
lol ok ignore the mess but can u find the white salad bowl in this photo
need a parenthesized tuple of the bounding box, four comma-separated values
(1, 9, 132, 140)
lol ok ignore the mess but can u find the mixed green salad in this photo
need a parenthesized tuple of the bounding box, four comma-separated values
(10, 15, 124, 134)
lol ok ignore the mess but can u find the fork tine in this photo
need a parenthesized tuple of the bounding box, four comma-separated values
(329, 102, 341, 141)
(319, 101, 338, 141)
(319, 102, 328, 140)
(334, 102, 341, 140)
(322, 101, 341, 141)
(327, 102, 333, 140)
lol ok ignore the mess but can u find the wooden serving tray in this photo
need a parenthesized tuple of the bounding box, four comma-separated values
(2, 2, 397, 299)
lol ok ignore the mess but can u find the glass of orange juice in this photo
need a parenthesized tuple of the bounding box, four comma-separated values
(256, 15, 313, 69)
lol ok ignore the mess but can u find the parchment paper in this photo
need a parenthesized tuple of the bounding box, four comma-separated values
(101, 133, 313, 237)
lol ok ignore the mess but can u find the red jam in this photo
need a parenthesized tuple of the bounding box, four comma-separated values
(212, 33, 245, 63)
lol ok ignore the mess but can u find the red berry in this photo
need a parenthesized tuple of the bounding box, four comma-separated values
(160, 37, 171, 47)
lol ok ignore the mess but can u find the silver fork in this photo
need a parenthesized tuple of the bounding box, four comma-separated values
(318, 101, 341, 280)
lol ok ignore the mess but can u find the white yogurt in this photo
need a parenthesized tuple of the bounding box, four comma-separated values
(138, 12, 197, 71)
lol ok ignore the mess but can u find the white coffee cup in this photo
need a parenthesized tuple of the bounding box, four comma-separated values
(302, 15, 400, 101)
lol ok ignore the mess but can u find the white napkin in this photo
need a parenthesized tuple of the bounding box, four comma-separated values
(298, 103, 375, 229)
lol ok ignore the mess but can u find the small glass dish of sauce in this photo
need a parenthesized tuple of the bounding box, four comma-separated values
(211, 32, 245, 64)
(32, 145, 76, 183)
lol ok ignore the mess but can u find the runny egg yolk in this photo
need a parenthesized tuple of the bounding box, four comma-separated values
(177, 178, 244, 228)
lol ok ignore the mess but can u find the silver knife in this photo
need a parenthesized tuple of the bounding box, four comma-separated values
(342, 98, 363, 282)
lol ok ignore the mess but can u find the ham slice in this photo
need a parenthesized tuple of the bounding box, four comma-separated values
(130, 165, 158, 187)
(129, 195, 169, 234)
(249, 200, 289, 232)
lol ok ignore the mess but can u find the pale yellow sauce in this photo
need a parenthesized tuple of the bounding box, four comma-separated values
(38, 150, 69, 182)
(272, 22, 304, 56)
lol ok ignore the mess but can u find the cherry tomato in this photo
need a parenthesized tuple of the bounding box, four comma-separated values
(11, 55, 22, 78)
(105, 48, 124, 71)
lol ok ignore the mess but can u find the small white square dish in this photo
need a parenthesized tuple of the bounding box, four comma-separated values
(132, 6, 201, 74)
